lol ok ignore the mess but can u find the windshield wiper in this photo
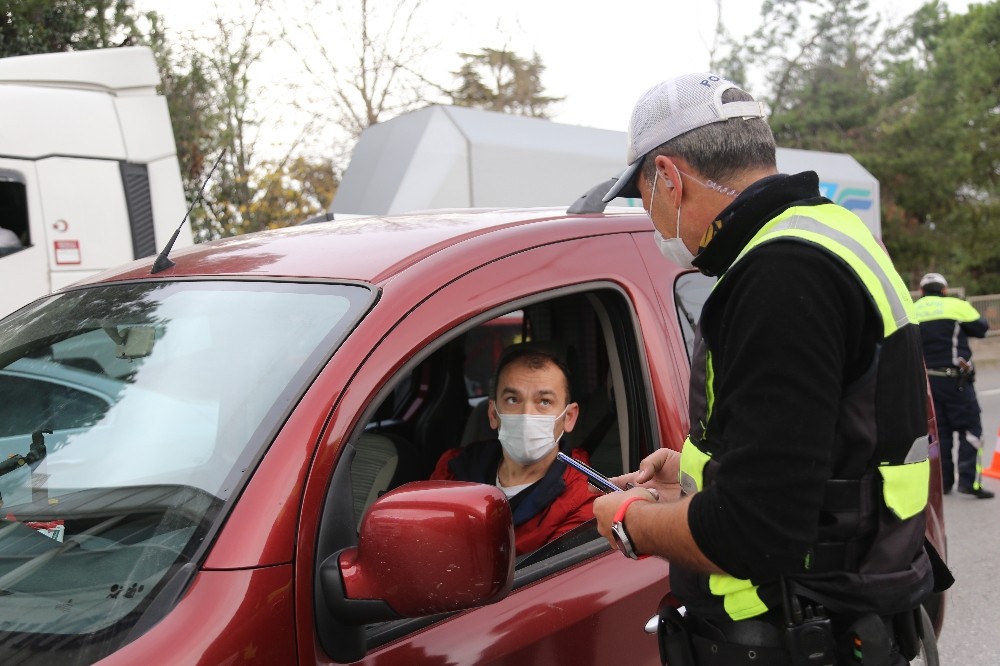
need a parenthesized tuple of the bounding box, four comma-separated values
(0, 430, 50, 479)
(0, 515, 126, 594)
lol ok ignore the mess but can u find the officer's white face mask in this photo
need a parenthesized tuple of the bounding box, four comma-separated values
(648, 170, 695, 269)
(495, 405, 568, 466)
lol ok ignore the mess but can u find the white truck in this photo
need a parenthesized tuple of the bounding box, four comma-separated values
(332, 104, 881, 238)
(0, 46, 191, 317)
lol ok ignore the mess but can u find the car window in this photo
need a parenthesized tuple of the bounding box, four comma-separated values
(674, 271, 715, 360)
(347, 285, 656, 649)
(462, 310, 524, 402)
(0, 367, 112, 435)
(0, 280, 372, 659)
(0, 169, 29, 257)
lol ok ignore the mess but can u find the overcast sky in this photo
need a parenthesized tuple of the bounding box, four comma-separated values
(134, 0, 971, 161)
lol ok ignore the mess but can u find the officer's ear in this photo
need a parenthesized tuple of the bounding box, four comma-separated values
(652, 155, 674, 187)
(652, 155, 681, 203)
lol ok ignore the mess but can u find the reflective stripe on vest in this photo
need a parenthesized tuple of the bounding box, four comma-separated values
(710, 571, 769, 621)
(681, 436, 768, 621)
(732, 205, 916, 336)
(679, 435, 708, 496)
(879, 435, 930, 520)
(683, 203, 929, 620)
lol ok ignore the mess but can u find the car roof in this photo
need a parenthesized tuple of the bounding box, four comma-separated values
(80, 207, 652, 286)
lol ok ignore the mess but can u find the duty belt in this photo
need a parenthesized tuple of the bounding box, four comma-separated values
(926, 367, 968, 378)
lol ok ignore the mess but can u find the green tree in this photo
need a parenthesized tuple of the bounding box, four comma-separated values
(716, 0, 890, 155)
(715, 0, 1000, 293)
(450, 47, 562, 118)
(874, 1, 1000, 292)
(0, 0, 145, 56)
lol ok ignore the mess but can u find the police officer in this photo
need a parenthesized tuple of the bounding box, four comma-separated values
(593, 73, 945, 665)
(914, 272, 993, 499)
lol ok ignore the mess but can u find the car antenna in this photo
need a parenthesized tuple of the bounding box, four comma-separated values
(151, 149, 226, 274)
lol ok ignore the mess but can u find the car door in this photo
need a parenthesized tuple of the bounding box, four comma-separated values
(296, 230, 695, 665)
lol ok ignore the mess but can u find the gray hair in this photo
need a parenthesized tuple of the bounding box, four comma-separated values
(641, 88, 776, 187)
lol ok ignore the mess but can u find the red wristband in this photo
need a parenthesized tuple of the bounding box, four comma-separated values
(612, 495, 652, 560)
(614, 495, 651, 523)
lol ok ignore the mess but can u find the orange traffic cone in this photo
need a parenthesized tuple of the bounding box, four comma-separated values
(983, 424, 1000, 480)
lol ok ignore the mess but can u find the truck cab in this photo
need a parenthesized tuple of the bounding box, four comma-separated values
(0, 46, 190, 318)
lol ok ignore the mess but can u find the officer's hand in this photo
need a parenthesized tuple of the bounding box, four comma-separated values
(610, 448, 682, 502)
(594, 486, 659, 544)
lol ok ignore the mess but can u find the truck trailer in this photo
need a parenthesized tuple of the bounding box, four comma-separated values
(332, 104, 881, 238)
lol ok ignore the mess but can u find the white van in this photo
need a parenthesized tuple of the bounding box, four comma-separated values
(0, 46, 190, 317)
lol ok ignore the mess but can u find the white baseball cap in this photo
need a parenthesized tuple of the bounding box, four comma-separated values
(603, 73, 767, 202)
(919, 272, 948, 289)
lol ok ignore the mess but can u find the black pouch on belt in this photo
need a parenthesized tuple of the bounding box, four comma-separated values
(657, 605, 696, 666)
(841, 613, 891, 665)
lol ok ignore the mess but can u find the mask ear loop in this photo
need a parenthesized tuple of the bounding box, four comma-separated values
(666, 162, 684, 240)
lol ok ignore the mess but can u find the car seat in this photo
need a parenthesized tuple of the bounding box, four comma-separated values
(351, 431, 418, 528)
(410, 338, 471, 476)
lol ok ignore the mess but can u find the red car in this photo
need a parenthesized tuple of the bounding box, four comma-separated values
(0, 200, 946, 664)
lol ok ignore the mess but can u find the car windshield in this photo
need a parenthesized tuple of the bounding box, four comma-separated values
(0, 280, 370, 659)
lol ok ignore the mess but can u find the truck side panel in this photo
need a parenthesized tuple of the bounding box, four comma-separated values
(36, 158, 133, 287)
(0, 86, 126, 159)
(147, 156, 193, 249)
(116, 95, 182, 163)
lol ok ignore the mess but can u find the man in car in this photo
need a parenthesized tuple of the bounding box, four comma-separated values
(431, 342, 596, 556)
(914, 271, 993, 498)
(594, 72, 945, 664)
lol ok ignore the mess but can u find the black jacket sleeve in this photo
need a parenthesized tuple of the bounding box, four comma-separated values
(963, 313, 990, 339)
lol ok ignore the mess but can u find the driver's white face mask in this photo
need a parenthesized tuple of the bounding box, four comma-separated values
(648, 170, 695, 269)
(495, 405, 568, 466)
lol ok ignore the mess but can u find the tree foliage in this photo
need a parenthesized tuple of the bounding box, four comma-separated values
(875, 1, 1000, 292)
(449, 47, 562, 118)
(0, 0, 341, 243)
(716, 0, 891, 154)
(250, 156, 338, 230)
(717, 0, 1000, 293)
(146, 13, 217, 197)
(285, 0, 435, 143)
(149, 0, 337, 241)
(0, 0, 145, 56)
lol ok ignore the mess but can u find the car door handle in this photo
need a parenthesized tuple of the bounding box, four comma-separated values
(645, 606, 686, 633)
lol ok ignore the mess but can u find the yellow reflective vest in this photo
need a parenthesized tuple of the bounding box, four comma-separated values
(678, 203, 932, 622)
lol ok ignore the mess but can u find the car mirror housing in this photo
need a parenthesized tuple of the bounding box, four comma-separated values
(321, 481, 515, 623)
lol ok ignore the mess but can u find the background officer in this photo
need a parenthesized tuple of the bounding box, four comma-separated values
(915, 272, 993, 498)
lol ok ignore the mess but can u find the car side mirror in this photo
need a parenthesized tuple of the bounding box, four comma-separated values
(321, 480, 515, 623)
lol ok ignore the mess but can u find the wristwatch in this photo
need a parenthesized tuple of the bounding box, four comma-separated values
(611, 496, 651, 560)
